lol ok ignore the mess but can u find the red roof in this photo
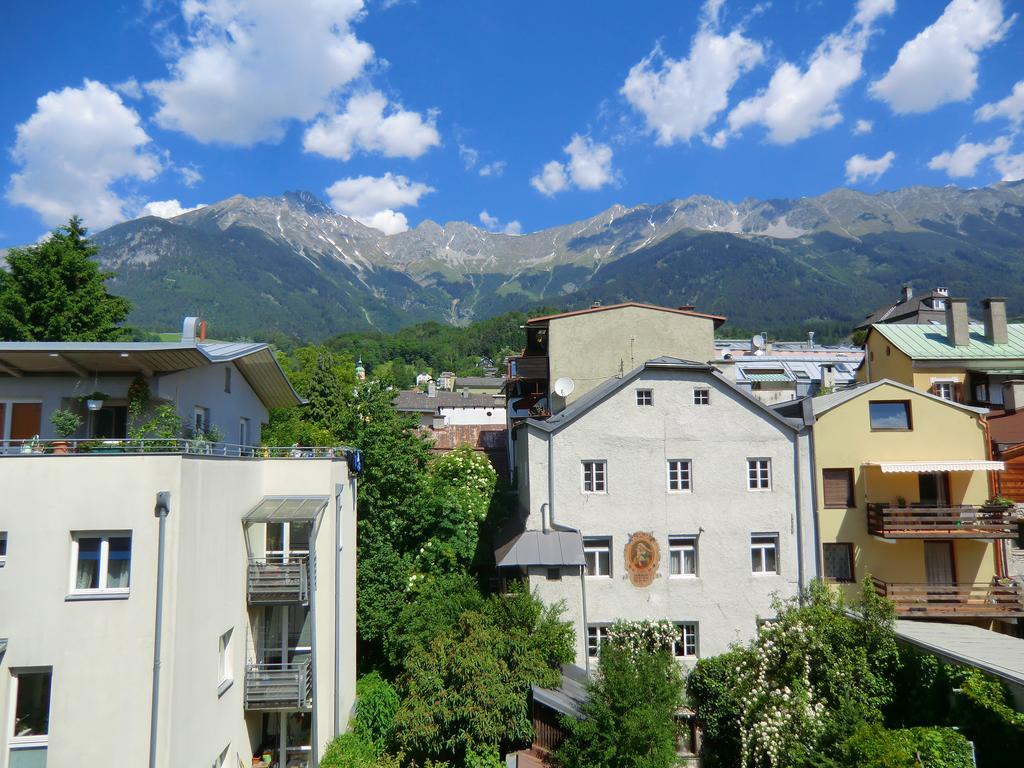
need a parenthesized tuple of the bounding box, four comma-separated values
(988, 408, 1024, 448)
(526, 302, 727, 328)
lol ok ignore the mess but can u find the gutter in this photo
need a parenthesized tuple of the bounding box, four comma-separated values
(149, 492, 171, 768)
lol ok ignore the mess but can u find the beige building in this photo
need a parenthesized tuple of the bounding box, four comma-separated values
(0, 341, 357, 768)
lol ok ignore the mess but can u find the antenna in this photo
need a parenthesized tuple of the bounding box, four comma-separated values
(553, 377, 576, 397)
(752, 334, 765, 349)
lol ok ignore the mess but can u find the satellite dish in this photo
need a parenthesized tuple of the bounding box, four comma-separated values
(553, 377, 576, 397)
(752, 334, 765, 349)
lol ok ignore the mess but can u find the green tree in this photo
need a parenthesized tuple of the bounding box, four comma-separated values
(553, 642, 685, 768)
(0, 216, 132, 341)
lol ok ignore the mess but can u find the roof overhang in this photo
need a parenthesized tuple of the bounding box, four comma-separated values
(862, 460, 1004, 473)
(893, 619, 1024, 690)
(494, 530, 585, 568)
(243, 496, 329, 523)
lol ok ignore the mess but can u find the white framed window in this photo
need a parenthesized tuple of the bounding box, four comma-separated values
(667, 460, 692, 492)
(636, 389, 653, 406)
(751, 534, 779, 574)
(693, 389, 710, 405)
(672, 623, 698, 657)
(587, 625, 611, 658)
(582, 460, 607, 493)
(194, 406, 210, 434)
(669, 536, 697, 577)
(218, 628, 233, 695)
(8, 668, 51, 761)
(69, 532, 132, 596)
(583, 537, 612, 577)
(932, 380, 955, 401)
(747, 459, 771, 490)
(975, 383, 989, 402)
(0, 531, 6, 567)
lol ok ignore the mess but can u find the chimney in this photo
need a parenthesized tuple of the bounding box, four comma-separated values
(807, 331, 815, 349)
(427, 380, 437, 398)
(821, 363, 836, 390)
(461, 387, 469, 399)
(982, 298, 1008, 345)
(1002, 380, 1024, 414)
(181, 316, 206, 344)
(901, 284, 913, 303)
(944, 298, 970, 347)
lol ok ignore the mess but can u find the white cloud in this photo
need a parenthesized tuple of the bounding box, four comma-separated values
(148, 0, 373, 145)
(478, 210, 521, 235)
(531, 135, 615, 197)
(928, 136, 1012, 177)
(303, 90, 440, 161)
(458, 144, 479, 170)
(870, 0, 1015, 114)
(976, 80, 1024, 126)
(845, 150, 896, 183)
(178, 165, 203, 187)
(478, 160, 506, 177)
(853, 119, 873, 134)
(324, 173, 433, 235)
(621, 0, 764, 145)
(728, 0, 894, 145)
(995, 151, 1024, 181)
(141, 199, 207, 218)
(6, 79, 163, 230)
(113, 77, 143, 100)
(530, 160, 569, 197)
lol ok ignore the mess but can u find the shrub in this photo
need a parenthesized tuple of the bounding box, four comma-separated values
(354, 672, 400, 748)
(840, 722, 974, 768)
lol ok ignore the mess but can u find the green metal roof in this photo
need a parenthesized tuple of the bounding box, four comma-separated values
(872, 323, 1024, 361)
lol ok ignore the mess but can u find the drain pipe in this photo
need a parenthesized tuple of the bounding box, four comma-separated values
(149, 491, 171, 768)
(545, 432, 590, 674)
(334, 478, 350, 736)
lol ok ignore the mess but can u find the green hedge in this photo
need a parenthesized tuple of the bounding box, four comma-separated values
(840, 723, 974, 768)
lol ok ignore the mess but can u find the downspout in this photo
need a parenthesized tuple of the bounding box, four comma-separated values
(982, 416, 1008, 578)
(793, 432, 807, 600)
(309, 519, 320, 767)
(335, 477, 351, 736)
(546, 431, 590, 674)
(149, 491, 171, 768)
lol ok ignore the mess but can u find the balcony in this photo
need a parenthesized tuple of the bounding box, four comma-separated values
(872, 577, 1024, 618)
(244, 660, 312, 710)
(507, 355, 549, 381)
(248, 558, 309, 605)
(866, 503, 1017, 539)
(0, 438, 348, 459)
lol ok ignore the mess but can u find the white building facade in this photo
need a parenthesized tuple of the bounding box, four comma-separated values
(503, 358, 817, 668)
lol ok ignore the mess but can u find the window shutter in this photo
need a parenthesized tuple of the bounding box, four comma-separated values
(823, 468, 854, 508)
(953, 382, 963, 403)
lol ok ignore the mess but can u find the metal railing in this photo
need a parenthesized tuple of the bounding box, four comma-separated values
(247, 558, 309, 605)
(866, 503, 1017, 538)
(872, 577, 1024, 617)
(244, 659, 313, 710)
(0, 438, 349, 459)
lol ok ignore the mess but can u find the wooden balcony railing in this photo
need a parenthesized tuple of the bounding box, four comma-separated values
(244, 660, 312, 710)
(866, 503, 1017, 539)
(872, 577, 1024, 617)
(247, 558, 309, 605)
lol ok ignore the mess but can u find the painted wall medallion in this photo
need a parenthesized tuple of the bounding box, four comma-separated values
(624, 531, 660, 588)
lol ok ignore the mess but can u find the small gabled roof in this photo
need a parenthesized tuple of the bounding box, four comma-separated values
(526, 302, 726, 328)
(494, 530, 585, 568)
(870, 323, 1024, 361)
(809, 379, 989, 418)
(525, 356, 802, 434)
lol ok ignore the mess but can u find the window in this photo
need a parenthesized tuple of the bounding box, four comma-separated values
(693, 388, 710, 405)
(224, 367, 232, 393)
(636, 388, 653, 406)
(751, 535, 779, 574)
(667, 460, 692, 492)
(673, 623, 698, 657)
(669, 536, 697, 577)
(823, 543, 854, 583)
(583, 537, 612, 577)
(70, 532, 131, 595)
(582, 461, 607, 493)
(822, 468, 854, 508)
(194, 406, 210, 434)
(218, 628, 233, 694)
(975, 383, 989, 403)
(8, 669, 51, 761)
(0, 532, 6, 567)
(747, 459, 771, 490)
(869, 400, 912, 430)
(587, 625, 611, 658)
(932, 381, 955, 401)
(545, 567, 561, 581)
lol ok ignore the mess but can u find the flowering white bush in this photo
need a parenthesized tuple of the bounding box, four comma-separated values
(607, 619, 679, 658)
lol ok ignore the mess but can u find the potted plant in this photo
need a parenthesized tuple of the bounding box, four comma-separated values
(49, 409, 82, 454)
(896, 495, 907, 508)
(79, 391, 110, 412)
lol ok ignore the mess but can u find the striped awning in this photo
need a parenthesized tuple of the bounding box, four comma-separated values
(862, 460, 1005, 473)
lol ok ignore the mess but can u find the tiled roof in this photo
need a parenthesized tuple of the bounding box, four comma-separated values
(526, 302, 726, 327)
(391, 390, 504, 412)
(872, 323, 1024, 360)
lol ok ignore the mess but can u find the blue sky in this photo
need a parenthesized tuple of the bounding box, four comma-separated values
(1, 0, 1022, 246)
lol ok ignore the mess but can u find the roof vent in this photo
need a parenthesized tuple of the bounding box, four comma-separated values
(181, 316, 207, 344)
(936, 287, 949, 296)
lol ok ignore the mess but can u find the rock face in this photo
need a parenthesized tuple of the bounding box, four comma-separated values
(90, 181, 1024, 338)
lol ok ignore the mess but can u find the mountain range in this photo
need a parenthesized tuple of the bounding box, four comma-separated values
(87, 182, 1024, 339)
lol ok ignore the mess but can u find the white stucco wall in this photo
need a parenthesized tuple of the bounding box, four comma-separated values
(0, 454, 356, 767)
(518, 367, 814, 667)
(438, 405, 505, 426)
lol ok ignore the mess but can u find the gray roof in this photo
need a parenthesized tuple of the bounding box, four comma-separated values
(243, 496, 330, 523)
(525, 356, 803, 434)
(894, 619, 1024, 689)
(532, 664, 590, 719)
(857, 288, 955, 329)
(494, 530, 585, 567)
(809, 379, 989, 417)
(0, 340, 302, 408)
(392, 390, 504, 413)
(454, 376, 505, 388)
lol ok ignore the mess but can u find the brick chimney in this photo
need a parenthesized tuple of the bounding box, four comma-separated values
(982, 298, 1008, 345)
(1003, 380, 1024, 414)
(945, 298, 970, 347)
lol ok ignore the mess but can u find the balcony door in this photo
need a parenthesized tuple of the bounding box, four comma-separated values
(265, 521, 310, 565)
(924, 541, 955, 586)
(259, 605, 312, 667)
(918, 473, 950, 507)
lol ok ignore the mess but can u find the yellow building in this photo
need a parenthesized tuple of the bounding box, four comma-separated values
(804, 379, 1021, 624)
